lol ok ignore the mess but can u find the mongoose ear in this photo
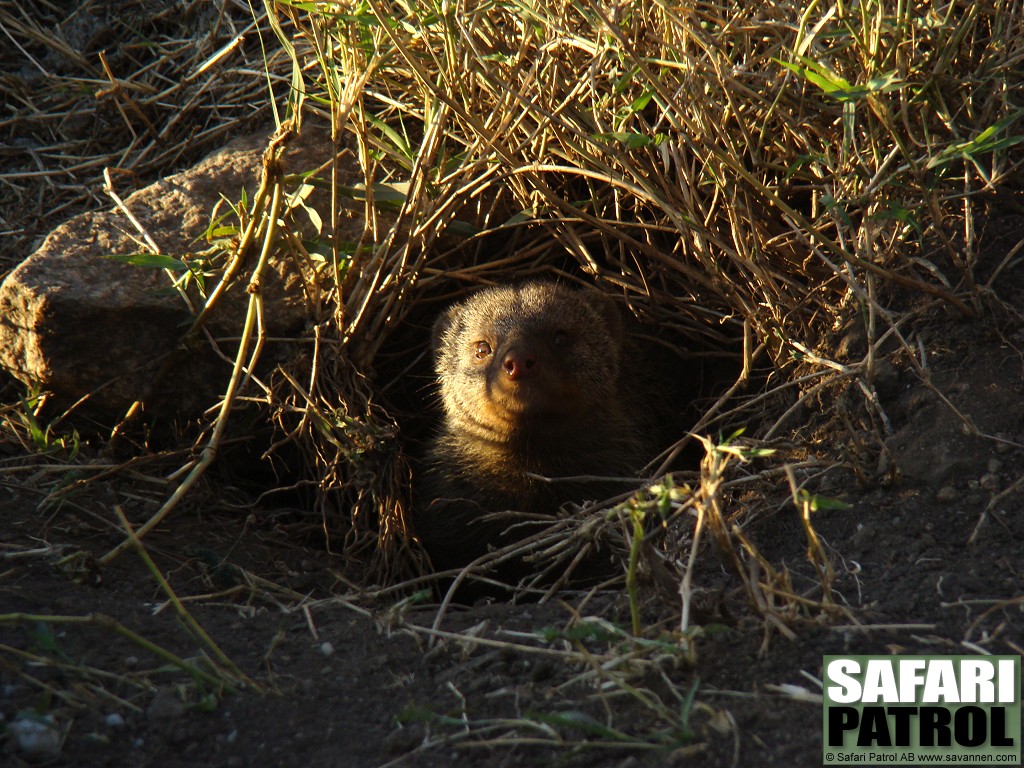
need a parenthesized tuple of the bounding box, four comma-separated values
(432, 303, 459, 358)
(586, 288, 623, 342)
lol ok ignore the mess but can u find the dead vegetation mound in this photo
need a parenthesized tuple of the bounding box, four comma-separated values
(4, 0, 1024, 610)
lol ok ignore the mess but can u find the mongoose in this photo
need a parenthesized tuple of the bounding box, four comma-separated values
(414, 281, 665, 571)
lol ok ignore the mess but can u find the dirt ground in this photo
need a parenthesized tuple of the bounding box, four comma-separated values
(2, 231, 1023, 767)
(3, 6, 1023, 768)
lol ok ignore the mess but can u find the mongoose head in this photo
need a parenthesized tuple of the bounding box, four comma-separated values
(432, 281, 625, 443)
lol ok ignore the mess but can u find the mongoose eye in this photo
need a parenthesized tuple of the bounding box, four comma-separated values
(473, 341, 493, 360)
(553, 330, 569, 346)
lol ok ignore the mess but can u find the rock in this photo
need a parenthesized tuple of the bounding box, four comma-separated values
(382, 724, 424, 754)
(6, 712, 63, 760)
(146, 688, 186, 721)
(0, 128, 335, 425)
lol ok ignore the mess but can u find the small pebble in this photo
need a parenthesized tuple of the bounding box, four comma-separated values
(7, 713, 62, 760)
(382, 724, 423, 754)
(146, 689, 186, 721)
(105, 713, 125, 729)
(935, 485, 958, 503)
(320, 641, 335, 657)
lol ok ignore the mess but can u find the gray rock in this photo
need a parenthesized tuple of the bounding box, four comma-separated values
(6, 713, 63, 760)
(146, 688, 186, 721)
(0, 129, 333, 424)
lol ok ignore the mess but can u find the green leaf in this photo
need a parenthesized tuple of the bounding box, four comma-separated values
(338, 182, 411, 207)
(865, 71, 902, 93)
(611, 65, 641, 96)
(32, 622, 65, 657)
(798, 491, 852, 512)
(529, 710, 636, 741)
(503, 207, 539, 225)
(367, 115, 412, 160)
(207, 225, 239, 240)
(777, 58, 852, 94)
(592, 131, 665, 149)
(104, 253, 190, 271)
(776, 58, 901, 102)
(926, 112, 1024, 170)
(867, 202, 923, 234)
(540, 620, 624, 644)
(446, 219, 482, 237)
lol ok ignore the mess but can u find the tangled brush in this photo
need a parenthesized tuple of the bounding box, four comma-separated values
(9, 1, 1020, 602)
(257, 0, 1021, 591)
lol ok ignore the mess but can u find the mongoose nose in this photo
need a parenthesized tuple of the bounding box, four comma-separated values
(502, 349, 537, 380)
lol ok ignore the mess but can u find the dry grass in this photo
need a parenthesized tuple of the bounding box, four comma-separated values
(6, 0, 1022, 597)
(0, 0, 290, 268)
(257, 0, 1024, 593)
